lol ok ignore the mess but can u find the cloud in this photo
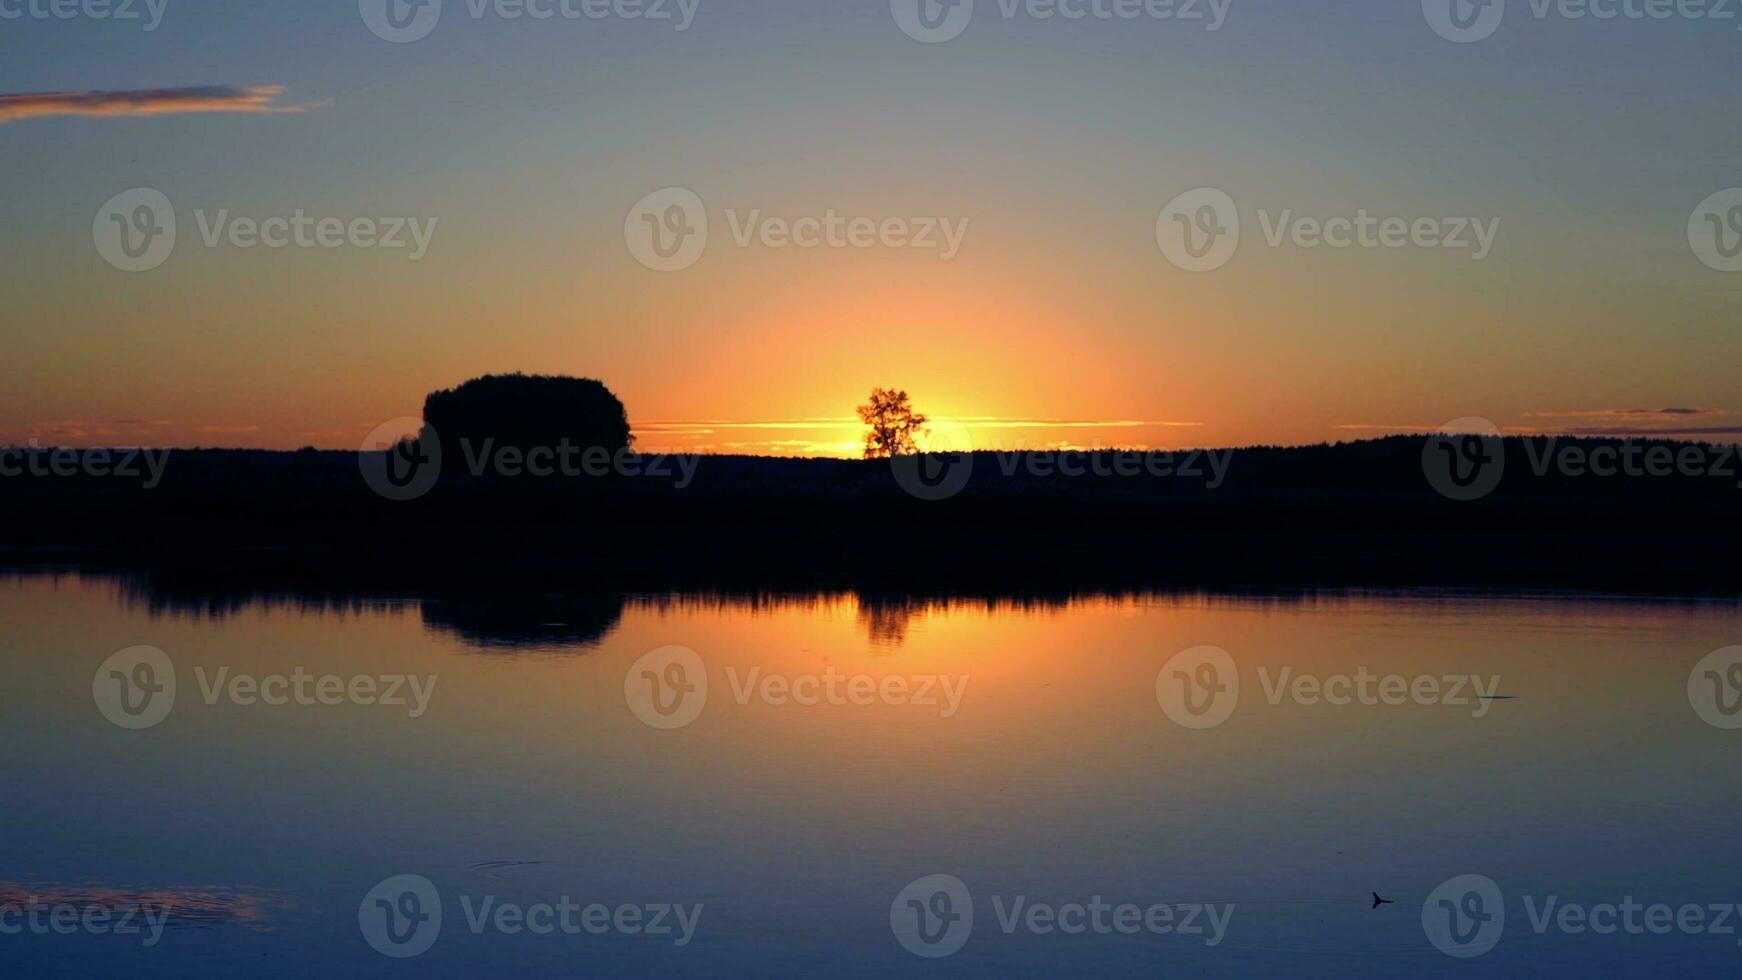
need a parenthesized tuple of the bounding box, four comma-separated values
(635, 417, 1203, 433)
(0, 85, 315, 124)
(1518, 409, 1736, 438)
(1334, 418, 1742, 441)
(939, 418, 1204, 430)
(15, 418, 174, 440)
(1522, 408, 1725, 420)
(633, 419, 1209, 457)
(1564, 425, 1742, 437)
(1334, 423, 1442, 432)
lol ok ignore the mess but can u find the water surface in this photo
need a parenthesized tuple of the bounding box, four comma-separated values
(2, 573, 1738, 977)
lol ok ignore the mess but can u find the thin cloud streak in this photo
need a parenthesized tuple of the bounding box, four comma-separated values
(636, 418, 1204, 434)
(1523, 408, 1725, 420)
(1335, 420, 1741, 440)
(1565, 426, 1742, 437)
(0, 85, 316, 124)
(1334, 423, 1441, 432)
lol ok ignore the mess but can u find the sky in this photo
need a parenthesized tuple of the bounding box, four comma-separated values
(2, 0, 1739, 455)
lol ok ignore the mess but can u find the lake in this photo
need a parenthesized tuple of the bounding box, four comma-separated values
(2, 571, 1739, 977)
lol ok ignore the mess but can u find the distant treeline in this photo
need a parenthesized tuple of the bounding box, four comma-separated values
(1, 436, 1738, 594)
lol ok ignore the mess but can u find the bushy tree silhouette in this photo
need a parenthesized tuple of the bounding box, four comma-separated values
(422, 374, 632, 467)
(857, 388, 929, 458)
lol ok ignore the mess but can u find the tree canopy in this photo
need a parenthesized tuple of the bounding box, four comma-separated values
(857, 388, 928, 458)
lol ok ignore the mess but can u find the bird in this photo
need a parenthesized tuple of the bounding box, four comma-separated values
(1372, 892, 1395, 909)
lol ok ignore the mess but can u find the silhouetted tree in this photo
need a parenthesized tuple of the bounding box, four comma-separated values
(422, 374, 631, 468)
(857, 387, 928, 458)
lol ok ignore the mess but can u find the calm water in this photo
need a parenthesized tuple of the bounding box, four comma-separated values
(2, 572, 1739, 977)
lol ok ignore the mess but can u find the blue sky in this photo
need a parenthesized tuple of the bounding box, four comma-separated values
(2, 0, 1739, 450)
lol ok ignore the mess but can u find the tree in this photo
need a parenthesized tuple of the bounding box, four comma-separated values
(422, 374, 632, 469)
(856, 387, 929, 458)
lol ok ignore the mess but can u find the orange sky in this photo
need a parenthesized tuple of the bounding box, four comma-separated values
(6, 7, 1739, 455)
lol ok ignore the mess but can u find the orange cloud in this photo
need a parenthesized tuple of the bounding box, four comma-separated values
(1522, 408, 1725, 420)
(0, 85, 314, 124)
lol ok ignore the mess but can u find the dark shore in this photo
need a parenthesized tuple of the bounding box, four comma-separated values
(2, 435, 1738, 597)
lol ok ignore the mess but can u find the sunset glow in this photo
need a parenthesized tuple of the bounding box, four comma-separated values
(5, 6, 1739, 454)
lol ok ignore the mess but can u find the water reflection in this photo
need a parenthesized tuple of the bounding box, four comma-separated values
(3, 568, 1741, 976)
(421, 594, 627, 649)
(0, 881, 280, 929)
(13, 565, 1740, 653)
